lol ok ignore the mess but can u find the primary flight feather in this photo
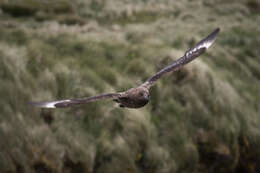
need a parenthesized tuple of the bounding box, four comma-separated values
(29, 28, 220, 109)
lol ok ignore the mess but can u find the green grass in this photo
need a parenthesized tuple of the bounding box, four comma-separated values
(0, 0, 260, 173)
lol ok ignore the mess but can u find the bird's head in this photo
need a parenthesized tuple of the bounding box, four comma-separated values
(139, 91, 150, 101)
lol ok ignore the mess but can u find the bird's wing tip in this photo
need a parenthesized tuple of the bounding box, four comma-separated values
(28, 101, 57, 108)
(184, 28, 220, 58)
(215, 27, 220, 33)
(208, 28, 220, 44)
(197, 27, 221, 50)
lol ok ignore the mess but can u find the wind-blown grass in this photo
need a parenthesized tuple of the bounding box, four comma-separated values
(0, 0, 259, 173)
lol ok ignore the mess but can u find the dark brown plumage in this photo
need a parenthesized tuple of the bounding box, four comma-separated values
(113, 86, 150, 108)
(29, 28, 220, 109)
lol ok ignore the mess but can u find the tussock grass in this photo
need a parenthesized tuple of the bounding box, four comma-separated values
(0, 0, 260, 173)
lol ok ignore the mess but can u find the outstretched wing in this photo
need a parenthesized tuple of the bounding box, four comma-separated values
(143, 28, 220, 87)
(29, 93, 122, 108)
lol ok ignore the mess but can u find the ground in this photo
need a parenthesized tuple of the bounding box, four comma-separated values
(0, 0, 260, 172)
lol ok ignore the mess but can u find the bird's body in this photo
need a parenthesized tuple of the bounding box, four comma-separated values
(113, 86, 150, 108)
(29, 28, 220, 109)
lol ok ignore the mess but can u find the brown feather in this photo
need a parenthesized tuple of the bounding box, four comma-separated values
(143, 28, 220, 88)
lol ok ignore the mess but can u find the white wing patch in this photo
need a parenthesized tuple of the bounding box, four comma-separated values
(29, 99, 71, 108)
(198, 40, 213, 49)
(186, 41, 212, 56)
(45, 100, 71, 108)
(185, 29, 219, 57)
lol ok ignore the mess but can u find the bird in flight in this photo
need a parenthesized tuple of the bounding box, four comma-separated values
(30, 28, 220, 109)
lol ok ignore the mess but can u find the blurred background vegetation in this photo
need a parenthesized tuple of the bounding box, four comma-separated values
(0, 0, 259, 172)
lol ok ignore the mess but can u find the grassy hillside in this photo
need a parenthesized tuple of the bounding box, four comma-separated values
(0, 0, 260, 172)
